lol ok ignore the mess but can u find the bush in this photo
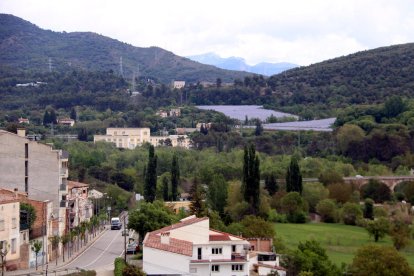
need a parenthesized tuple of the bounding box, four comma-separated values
(114, 257, 126, 276)
(122, 265, 146, 276)
(341, 203, 363, 225)
(268, 209, 288, 223)
(316, 199, 338, 223)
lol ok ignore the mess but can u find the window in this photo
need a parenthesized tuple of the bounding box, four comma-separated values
(232, 264, 244, 271)
(0, 220, 4, 231)
(212, 247, 222, 254)
(12, 218, 17, 229)
(25, 143, 28, 158)
(25, 160, 28, 176)
(25, 177, 28, 192)
(11, 238, 16, 254)
(211, 265, 220, 272)
(232, 245, 236, 252)
(190, 268, 197, 273)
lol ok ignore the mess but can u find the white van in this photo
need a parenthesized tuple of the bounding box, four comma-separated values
(111, 217, 122, 230)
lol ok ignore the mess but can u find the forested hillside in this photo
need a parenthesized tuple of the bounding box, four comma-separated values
(0, 14, 250, 83)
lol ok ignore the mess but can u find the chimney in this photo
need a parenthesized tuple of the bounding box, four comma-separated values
(160, 232, 170, 245)
(14, 188, 18, 199)
(17, 128, 26, 138)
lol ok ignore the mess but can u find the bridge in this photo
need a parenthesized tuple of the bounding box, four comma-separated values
(281, 176, 414, 191)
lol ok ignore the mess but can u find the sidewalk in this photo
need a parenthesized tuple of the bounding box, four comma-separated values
(7, 226, 108, 276)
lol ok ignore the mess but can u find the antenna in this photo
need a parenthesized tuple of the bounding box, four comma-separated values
(119, 56, 124, 77)
(48, 57, 52, 73)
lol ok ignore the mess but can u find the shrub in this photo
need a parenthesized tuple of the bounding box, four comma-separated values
(341, 203, 363, 225)
(316, 199, 338, 223)
(114, 257, 126, 276)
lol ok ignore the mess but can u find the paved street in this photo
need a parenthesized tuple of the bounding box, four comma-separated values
(60, 227, 125, 274)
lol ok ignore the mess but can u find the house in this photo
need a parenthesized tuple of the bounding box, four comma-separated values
(247, 237, 273, 252)
(67, 181, 93, 229)
(0, 194, 20, 271)
(172, 81, 185, 89)
(164, 201, 191, 214)
(149, 135, 191, 149)
(57, 118, 75, 127)
(156, 110, 169, 118)
(0, 188, 54, 268)
(0, 130, 69, 242)
(18, 118, 30, 124)
(246, 238, 286, 276)
(88, 189, 104, 199)
(175, 128, 197, 135)
(170, 108, 181, 117)
(143, 215, 250, 275)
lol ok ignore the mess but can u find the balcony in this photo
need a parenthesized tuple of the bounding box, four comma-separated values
(231, 253, 247, 261)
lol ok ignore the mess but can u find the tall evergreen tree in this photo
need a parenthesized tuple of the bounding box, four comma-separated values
(207, 174, 228, 215)
(255, 120, 263, 136)
(70, 107, 77, 121)
(242, 144, 261, 214)
(162, 176, 169, 201)
(286, 157, 303, 194)
(43, 110, 50, 125)
(190, 177, 204, 217)
(171, 154, 180, 201)
(265, 173, 278, 196)
(49, 109, 57, 124)
(144, 145, 157, 202)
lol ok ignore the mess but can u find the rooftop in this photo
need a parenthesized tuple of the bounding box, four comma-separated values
(145, 234, 193, 256)
(68, 181, 89, 189)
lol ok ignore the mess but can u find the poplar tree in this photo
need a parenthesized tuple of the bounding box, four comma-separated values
(286, 157, 303, 194)
(190, 177, 204, 217)
(265, 173, 278, 196)
(144, 145, 157, 202)
(162, 176, 169, 201)
(242, 144, 261, 214)
(171, 154, 180, 201)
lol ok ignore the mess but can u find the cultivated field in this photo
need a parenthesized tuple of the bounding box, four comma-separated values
(274, 223, 414, 266)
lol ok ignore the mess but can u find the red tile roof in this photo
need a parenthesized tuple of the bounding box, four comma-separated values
(144, 234, 193, 256)
(68, 181, 89, 189)
(151, 217, 208, 235)
(209, 234, 231, 241)
(209, 228, 245, 240)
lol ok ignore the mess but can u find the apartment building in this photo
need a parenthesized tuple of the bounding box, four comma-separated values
(0, 130, 68, 239)
(94, 128, 191, 149)
(67, 181, 93, 229)
(143, 216, 250, 276)
(0, 195, 20, 271)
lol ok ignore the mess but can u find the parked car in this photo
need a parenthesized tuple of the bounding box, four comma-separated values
(126, 242, 139, 254)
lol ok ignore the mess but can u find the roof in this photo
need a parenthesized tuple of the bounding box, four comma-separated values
(151, 216, 208, 235)
(209, 229, 245, 241)
(68, 181, 89, 189)
(144, 233, 193, 256)
(257, 262, 287, 271)
(0, 194, 19, 204)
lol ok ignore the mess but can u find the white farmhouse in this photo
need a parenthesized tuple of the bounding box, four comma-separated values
(143, 216, 250, 276)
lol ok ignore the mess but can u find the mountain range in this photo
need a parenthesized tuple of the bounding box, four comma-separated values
(0, 14, 251, 83)
(187, 52, 297, 76)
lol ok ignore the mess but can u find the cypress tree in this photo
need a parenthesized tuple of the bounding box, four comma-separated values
(144, 145, 157, 202)
(49, 109, 57, 124)
(171, 154, 180, 201)
(190, 177, 204, 217)
(162, 177, 169, 201)
(70, 107, 77, 121)
(242, 144, 261, 214)
(286, 157, 303, 194)
(43, 110, 50, 125)
(265, 173, 278, 196)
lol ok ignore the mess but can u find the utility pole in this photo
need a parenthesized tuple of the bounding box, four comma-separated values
(124, 216, 127, 263)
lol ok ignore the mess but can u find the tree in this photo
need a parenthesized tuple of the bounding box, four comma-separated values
(70, 107, 77, 121)
(162, 176, 169, 201)
(318, 171, 343, 186)
(390, 218, 411, 250)
(351, 245, 414, 276)
(361, 179, 391, 203)
(281, 192, 307, 223)
(190, 177, 205, 217)
(316, 199, 337, 223)
(336, 124, 365, 154)
(42, 110, 50, 125)
(30, 240, 42, 270)
(0, 241, 8, 276)
(242, 144, 261, 214)
(20, 202, 36, 230)
(286, 157, 302, 194)
(144, 145, 157, 202)
(60, 233, 70, 262)
(49, 235, 60, 265)
(363, 198, 374, 219)
(365, 217, 390, 242)
(383, 95, 406, 118)
(255, 120, 263, 136)
(327, 183, 353, 204)
(49, 109, 57, 124)
(128, 201, 176, 241)
(302, 182, 329, 213)
(207, 174, 228, 215)
(239, 215, 275, 238)
(341, 202, 362, 225)
(265, 173, 278, 196)
(171, 154, 180, 201)
(216, 77, 222, 88)
(283, 240, 340, 276)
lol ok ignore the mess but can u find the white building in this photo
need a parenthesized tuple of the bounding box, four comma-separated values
(67, 181, 93, 229)
(0, 195, 20, 270)
(172, 81, 185, 89)
(94, 128, 191, 149)
(143, 216, 250, 276)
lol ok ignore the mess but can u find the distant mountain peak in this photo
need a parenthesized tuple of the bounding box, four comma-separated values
(187, 52, 298, 76)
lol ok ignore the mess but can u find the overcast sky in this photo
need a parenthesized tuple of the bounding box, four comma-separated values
(1, 0, 414, 66)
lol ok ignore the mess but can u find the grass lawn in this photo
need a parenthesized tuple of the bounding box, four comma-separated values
(274, 222, 414, 266)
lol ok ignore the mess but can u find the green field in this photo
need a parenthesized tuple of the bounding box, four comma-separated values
(274, 223, 414, 266)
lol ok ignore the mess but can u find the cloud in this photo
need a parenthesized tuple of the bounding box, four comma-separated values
(1, 0, 414, 65)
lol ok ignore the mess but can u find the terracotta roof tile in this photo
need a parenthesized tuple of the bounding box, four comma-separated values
(68, 181, 89, 189)
(151, 217, 208, 235)
(144, 234, 193, 256)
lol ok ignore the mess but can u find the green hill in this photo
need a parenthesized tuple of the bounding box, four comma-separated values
(0, 14, 250, 83)
(268, 43, 414, 108)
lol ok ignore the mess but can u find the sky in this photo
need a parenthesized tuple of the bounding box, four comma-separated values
(1, 0, 414, 66)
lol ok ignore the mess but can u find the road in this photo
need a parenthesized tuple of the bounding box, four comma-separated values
(60, 227, 125, 275)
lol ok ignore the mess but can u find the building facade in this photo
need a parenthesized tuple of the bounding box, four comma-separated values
(0, 195, 20, 271)
(0, 130, 68, 239)
(67, 181, 93, 229)
(143, 216, 250, 276)
(94, 128, 191, 149)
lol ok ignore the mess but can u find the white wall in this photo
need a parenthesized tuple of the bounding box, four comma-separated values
(143, 246, 191, 275)
(170, 220, 209, 244)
